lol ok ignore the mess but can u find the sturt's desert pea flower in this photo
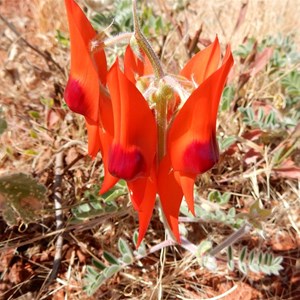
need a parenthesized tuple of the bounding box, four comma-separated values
(64, 0, 234, 246)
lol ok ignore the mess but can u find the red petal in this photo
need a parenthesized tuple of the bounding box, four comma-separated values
(127, 168, 157, 247)
(106, 60, 156, 181)
(157, 155, 183, 243)
(85, 118, 101, 157)
(64, 0, 107, 122)
(98, 93, 117, 192)
(108, 144, 145, 180)
(168, 45, 233, 212)
(124, 46, 153, 83)
(180, 37, 221, 85)
(98, 128, 119, 194)
(174, 172, 195, 215)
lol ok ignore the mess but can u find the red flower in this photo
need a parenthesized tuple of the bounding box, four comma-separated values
(64, 0, 233, 245)
(158, 39, 234, 241)
(64, 0, 118, 192)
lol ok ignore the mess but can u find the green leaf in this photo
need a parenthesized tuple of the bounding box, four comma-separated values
(273, 256, 283, 265)
(239, 246, 248, 262)
(92, 259, 106, 270)
(0, 173, 46, 226)
(258, 107, 264, 123)
(102, 188, 125, 203)
(221, 85, 235, 111)
(55, 30, 69, 47)
(202, 255, 218, 272)
(238, 260, 248, 274)
(197, 240, 213, 257)
(249, 262, 260, 273)
(249, 249, 255, 264)
(84, 274, 106, 296)
(103, 265, 121, 278)
(103, 251, 119, 265)
(258, 252, 263, 264)
(121, 253, 134, 264)
(282, 70, 300, 97)
(86, 265, 99, 277)
(40, 97, 54, 107)
(219, 136, 237, 151)
(227, 260, 235, 271)
(28, 110, 40, 119)
(23, 149, 38, 156)
(0, 117, 7, 135)
(228, 207, 236, 218)
(265, 111, 276, 128)
(118, 238, 133, 258)
(132, 231, 139, 247)
(29, 130, 38, 139)
(227, 246, 233, 261)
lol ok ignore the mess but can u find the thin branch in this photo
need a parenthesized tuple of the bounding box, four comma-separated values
(209, 222, 252, 256)
(47, 151, 65, 283)
(0, 13, 65, 75)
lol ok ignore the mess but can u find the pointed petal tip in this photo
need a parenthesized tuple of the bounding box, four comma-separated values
(175, 172, 196, 216)
(136, 229, 144, 249)
(99, 175, 119, 195)
(127, 174, 157, 248)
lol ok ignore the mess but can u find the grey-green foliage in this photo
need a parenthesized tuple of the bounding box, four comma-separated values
(70, 181, 126, 222)
(235, 35, 300, 130)
(91, 0, 169, 37)
(226, 245, 283, 276)
(0, 107, 7, 135)
(0, 173, 46, 226)
(0, 118, 7, 135)
(55, 30, 69, 48)
(196, 240, 218, 272)
(180, 192, 244, 228)
(84, 232, 146, 296)
(282, 70, 300, 105)
(221, 85, 235, 112)
(218, 135, 237, 152)
(238, 106, 278, 130)
(282, 70, 300, 97)
(280, 69, 300, 126)
(234, 34, 300, 70)
(234, 37, 256, 59)
(208, 190, 231, 206)
(261, 34, 300, 69)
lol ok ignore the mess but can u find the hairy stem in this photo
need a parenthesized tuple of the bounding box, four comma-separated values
(132, 0, 164, 79)
(209, 222, 253, 256)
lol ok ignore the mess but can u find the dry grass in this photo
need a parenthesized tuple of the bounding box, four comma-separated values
(0, 0, 299, 299)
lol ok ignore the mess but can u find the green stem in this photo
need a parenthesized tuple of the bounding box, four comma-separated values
(209, 222, 252, 256)
(132, 0, 164, 79)
(132, 0, 167, 160)
(156, 97, 167, 160)
(132, 0, 176, 242)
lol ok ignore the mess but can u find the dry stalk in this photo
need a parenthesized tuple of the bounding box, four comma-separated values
(0, 13, 65, 75)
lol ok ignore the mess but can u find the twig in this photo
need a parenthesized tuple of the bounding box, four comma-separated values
(0, 13, 65, 76)
(36, 151, 64, 299)
(209, 222, 252, 256)
(47, 152, 64, 286)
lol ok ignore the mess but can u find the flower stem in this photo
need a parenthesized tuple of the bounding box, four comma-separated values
(132, 0, 168, 160)
(209, 222, 253, 256)
(156, 97, 167, 160)
(132, 0, 175, 241)
(132, 0, 164, 79)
